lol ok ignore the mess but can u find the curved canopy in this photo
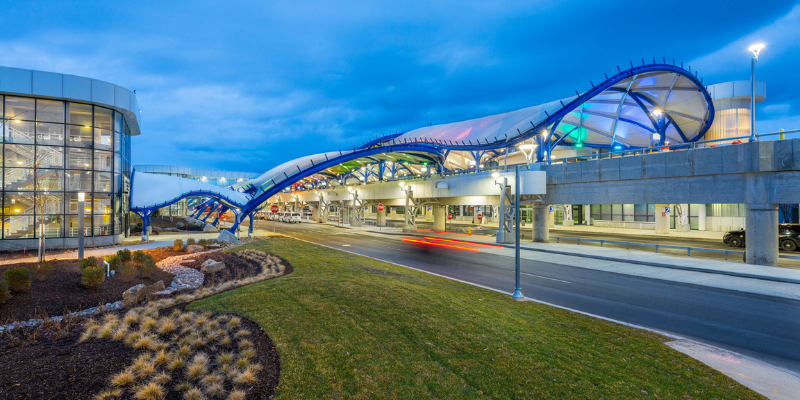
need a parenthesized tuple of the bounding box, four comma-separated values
(131, 172, 252, 211)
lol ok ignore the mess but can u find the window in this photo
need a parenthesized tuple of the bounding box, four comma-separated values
(4, 144, 35, 168)
(4, 119, 35, 144)
(67, 125, 93, 147)
(67, 147, 93, 170)
(36, 99, 64, 123)
(3, 168, 34, 190)
(94, 107, 113, 130)
(66, 170, 92, 191)
(94, 150, 113, 171)
(66, 102, 92, 127)
(37, 169, 64, 191)
(36, 122, 65, 145)
(36, 146, 64, 168)
(114, 112, 123, 133)
(94, 172, 113, 192)
(5, 96, 35, 121)
(94, 128, 113, 150)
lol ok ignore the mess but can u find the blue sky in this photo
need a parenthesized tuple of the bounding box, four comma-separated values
(2, 1, 799, 172)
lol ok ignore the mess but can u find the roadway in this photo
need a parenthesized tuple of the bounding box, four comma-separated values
(260, 221, 800, 374)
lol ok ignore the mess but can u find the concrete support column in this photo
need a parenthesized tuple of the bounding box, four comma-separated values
(390, 207, 397, 220)
(562, 204, 574, 227)
(425, 206, 433, 221)
(676, 204, 690, 232)
(585, 204, 591, 226)
(746, 203, 778, 266)
(698, 204, 707, 231)
(532, 203, 549, 242)
(548, 205, 554, 228)
(655, 204, 670, 234)
(433, 205, 446, 231)
(351, 207, 362, 227)
(377, 209, 386, 227)
(312, 207, 320, 222)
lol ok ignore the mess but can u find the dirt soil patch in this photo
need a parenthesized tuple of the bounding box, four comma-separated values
(0, 260, 173, 324)
(177, 251, 265, 287)
(0, 306, 281, 399)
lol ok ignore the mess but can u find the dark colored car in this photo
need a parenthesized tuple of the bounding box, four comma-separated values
(723, 223, 800, 251)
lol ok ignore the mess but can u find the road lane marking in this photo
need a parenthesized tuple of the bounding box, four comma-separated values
(521, 272, 570, 283)
(342, 244, 351, 246)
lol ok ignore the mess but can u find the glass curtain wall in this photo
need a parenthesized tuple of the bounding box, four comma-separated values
(1, 95, 131, 239)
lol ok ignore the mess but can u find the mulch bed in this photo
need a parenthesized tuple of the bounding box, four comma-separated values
(177, 251, 266, 287)
(0, 247, 187, 324)
(0, 306, 281, 399)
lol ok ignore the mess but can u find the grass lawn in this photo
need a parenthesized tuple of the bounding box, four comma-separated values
(188, 237, 762, 399)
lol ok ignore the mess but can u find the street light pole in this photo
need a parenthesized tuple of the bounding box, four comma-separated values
(748, 43, 765, 142)
(78, 192, 85, 259)
(512, 166, 524, 300)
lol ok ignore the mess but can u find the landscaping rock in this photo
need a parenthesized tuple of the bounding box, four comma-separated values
(153, 226, 162, 233)
(217, 230, 238, 243)
(186, 245, 205, 253)
(201, 259, 226, 274)
(207, 243, 221, 248)
(176, 222, 185, 227)
(165, 227, 180, 232)
(122, 280, 166, 307)
(203, 223, 220, 233)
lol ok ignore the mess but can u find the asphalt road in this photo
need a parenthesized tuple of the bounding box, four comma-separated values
(264, 221, 800, 374)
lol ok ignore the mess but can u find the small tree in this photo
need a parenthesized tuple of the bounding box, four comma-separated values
(32, 149, 64, 263)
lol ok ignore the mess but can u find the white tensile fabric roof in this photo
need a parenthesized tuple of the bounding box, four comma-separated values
(131, 172, 251, 210)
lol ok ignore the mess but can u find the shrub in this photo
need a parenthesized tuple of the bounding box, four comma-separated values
(105, 254, 120, 271)
(186, 237, 196, 246)
(79, 256, 99, 271)
(117, 248, 132, 263)
(120, 263, 137, 282)
(4, 267, 31, 292)
(32, 260, 54, 281)
(81, 266, 105, 288)
(0, 277, 10, 304)
(140, 258, 157, 278)
(197, 239, 208, 247)
(174, 239, 184, 252)
(132, 250, 148, 264)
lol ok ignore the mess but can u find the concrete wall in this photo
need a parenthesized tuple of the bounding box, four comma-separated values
(545, 139, 800, 205)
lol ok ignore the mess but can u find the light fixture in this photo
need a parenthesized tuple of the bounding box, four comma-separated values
(652, 133, 661, 141)
(614, 145, 622, 150)
(467, 160, 476, 166)
(748, 43, 765, 61)
(14, 208, 20, 213)
(84, 125, 90, 128)
(492, 172, 500, 179)
(518, 144, 536, 150)
(14, 119, 21, 123)
(16, 161, 22, 165)
(421, 166, 428, 172)
(653, 109, 662, 117)
(78, 192, 85, 202)
(575, 142, 584, 149)
(84, 163, 90, 167)
(479, 164, 484, 168)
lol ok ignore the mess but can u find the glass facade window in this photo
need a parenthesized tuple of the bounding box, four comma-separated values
(0, 96, 132, 240)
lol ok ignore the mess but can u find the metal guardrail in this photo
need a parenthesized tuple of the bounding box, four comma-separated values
(553, 236, 743, 260)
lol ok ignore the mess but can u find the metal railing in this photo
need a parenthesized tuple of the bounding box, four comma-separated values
(552, 236, 743, 260)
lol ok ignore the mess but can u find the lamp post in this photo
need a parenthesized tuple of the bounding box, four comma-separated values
(78, 192, 85, 259)
(748, 43, 765, 142)
(512, 166, 524, 300)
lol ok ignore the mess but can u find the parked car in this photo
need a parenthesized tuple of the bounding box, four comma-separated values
(278, 212, 289, 222)
(723, 223, 800, 251)
(286, 212, 302, 223)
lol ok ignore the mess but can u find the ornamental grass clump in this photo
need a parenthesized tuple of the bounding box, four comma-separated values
(174, 239, 184, 252)
(186, 237, 196, 246)
(105, 254, 120, 271)
(197, 239, 208, 247)
(3, 267, 31, 292)
(81, 265, 105, 288)
(32, 260, 54, 281)
(0, 277, 10, 304)
(140, 258, 157, 278)
(132, 250, 148, 264)
(120, 263, 137, 283)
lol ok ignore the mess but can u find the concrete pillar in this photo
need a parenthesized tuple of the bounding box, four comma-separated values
(676, 204, 690, 232)
(351, 207, 362, 227)
(655, 204, 670, 234)
(425, 206, 433, 221)
(562, 204, 574, 227)
(698, 204, 707, 231)
(548, 205, 554, 228)
(312, 207, 320, 222)
(746, 203, 778, 266)
(433, 205, 446, 231)
(377, 208, 386, 227)
(459, 205, 464, 221)
(390, 207, 397, 220)
(532, 203, 549, 242)
(585, 204, 591, 226)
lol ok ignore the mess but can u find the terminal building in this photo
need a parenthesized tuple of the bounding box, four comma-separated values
(0, 66, 138, 250)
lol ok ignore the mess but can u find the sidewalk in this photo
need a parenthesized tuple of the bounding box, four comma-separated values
(0, 232, 221, 265)
(551, 224, 725, 240)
